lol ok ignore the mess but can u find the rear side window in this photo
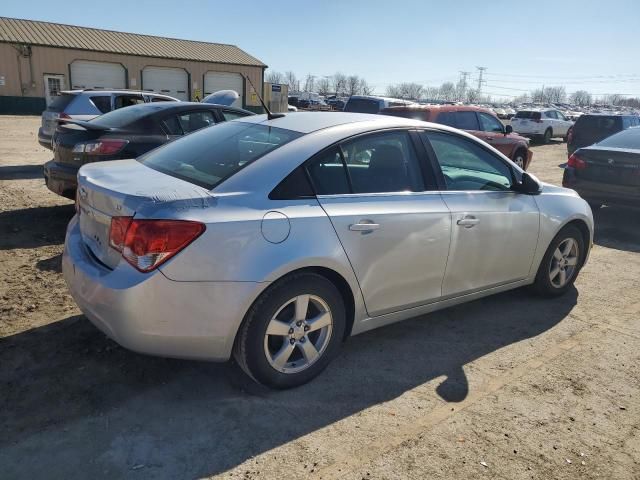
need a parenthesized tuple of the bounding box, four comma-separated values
(47, 93, 76, 112)
(151, 96, 174, 103)
(515, 111, 542, 120)
(139, 122, 303, 190)
(221, 110, 250, 121)
(114, 95, 144, 109)
(161, 115, 183, 135)
(344, 98, 381, 113)
(307, 131, 425, 195)
(435, 111, 456, 127)
(90, 96, 112, 114)
(177, 111, 215, 133)
(455, 111, 480, 130)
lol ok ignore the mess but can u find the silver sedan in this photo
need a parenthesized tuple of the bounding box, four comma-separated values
(63, 112, 593, 388)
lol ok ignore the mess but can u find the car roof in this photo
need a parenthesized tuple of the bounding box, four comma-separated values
(233, 111, 427, 133)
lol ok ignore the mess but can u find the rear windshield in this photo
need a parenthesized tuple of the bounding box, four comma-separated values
(514, 111, 541, 120)
(344, 98, 381, 114)
(574, 115, 621, 135)
(47, 93, 76, 112)
(138, 122, 303, 190)
(382, 109, 429, 121)
(596, 127, 640, 149)
(90, 104, 163, 128)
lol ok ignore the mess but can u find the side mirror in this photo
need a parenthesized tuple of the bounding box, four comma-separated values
(504, 124, 513, 135)
(513, 172, 542, 195)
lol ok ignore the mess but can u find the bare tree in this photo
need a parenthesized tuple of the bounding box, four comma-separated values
(569, 90, 592, 106)
(386, 82, 424, 100)
(303, 74, 316, 92)
(466, 88, 481, 104)
(546, 86, 566, 103)
(346, 75, 361, 96)
(603, 93, 624, 106)
(359, 79, 374, 96)
(317, 77, 331, 96)
(332, 72, 347, 96)
(439, 82, 456, 101)
(285, 71, 299, 92)
(265, 71, 284, 84)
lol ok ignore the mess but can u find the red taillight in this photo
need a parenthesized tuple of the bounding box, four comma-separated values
(567, 153, 587, 170)
(109, 218, 205, 272)
(83, 139, 128, 155)
(109, 216, 133, 252)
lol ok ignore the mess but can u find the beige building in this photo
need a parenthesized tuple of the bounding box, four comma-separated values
(0, 17, 266, 114)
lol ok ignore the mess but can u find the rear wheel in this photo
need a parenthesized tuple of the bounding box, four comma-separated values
(542, 128, 552, 144)
(233, 272, 346, 389)
(532, 225, 585, 297)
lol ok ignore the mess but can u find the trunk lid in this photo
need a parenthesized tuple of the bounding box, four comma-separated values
(576, 147, 640, 186)
(76, 159, 213, 269)
(53, 123, 106, 166)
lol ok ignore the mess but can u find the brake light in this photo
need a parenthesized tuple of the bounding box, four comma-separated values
(75, 139, 128, 155)
(567, 153, 587, 169)
(109, 218, 205, 272)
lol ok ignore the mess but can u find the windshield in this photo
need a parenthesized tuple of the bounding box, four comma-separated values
(138, 122, 303, 189)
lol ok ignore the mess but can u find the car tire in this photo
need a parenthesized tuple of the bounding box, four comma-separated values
(531, 224, 585, 297)
(543, 128, 552, 144)
(233, 272, 346, 389)
(513, 149, 527, 169)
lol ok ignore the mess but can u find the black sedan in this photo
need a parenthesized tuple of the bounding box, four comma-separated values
(563, 126, 640, 209)
(44, 102, 253, 198)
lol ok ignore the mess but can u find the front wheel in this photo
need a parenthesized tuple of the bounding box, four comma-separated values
(542, 128, 552, 144)
(233, 272, 346, 389)
(532, 225, 585, 297)
(513, 150, 527, 169)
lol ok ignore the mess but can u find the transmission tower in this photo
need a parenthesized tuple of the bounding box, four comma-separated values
(476, 66, 487, 96)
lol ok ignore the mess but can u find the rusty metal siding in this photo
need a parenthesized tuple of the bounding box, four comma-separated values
(0, 17, 265, 67)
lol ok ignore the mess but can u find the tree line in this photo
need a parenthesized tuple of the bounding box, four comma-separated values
(265, 71, 374, 96)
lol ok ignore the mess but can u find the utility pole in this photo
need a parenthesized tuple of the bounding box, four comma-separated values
(540, 84, 545, 104)
(476, 66, 487, 97)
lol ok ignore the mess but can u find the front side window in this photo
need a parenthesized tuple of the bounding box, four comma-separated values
(422, 131, 513, 191)
(139, 122, 302, 190)
(177, 111, 215, 133)
(478, 112, 504, 133)
(455, 111, 480, 130)
(306, 131, 425, 195)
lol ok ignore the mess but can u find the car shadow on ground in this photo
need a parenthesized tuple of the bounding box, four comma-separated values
(0, 165, 43, 180)
(0, 287, 577, 478)
(0, 204, 74, 250)
(593, 206, 640, 253)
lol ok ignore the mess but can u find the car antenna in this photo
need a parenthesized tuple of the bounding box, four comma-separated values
(244, 75, 285, 120)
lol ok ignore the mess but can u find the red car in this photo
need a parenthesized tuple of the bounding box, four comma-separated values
(381, 105, 533, 169)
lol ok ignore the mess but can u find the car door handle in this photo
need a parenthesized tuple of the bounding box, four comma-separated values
(484, 136, 494, 141)
(349, 221, 380, 232)
(457, 216, 479, 228)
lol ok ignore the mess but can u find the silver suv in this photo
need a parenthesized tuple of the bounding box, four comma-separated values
(38, 89, 178, 149)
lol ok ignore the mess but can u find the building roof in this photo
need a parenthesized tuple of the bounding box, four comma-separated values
(0, 17, 266, 67)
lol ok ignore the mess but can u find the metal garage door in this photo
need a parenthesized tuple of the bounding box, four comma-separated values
(70, 60, 126, 90)
(204, 72, 244, 108)
(142, 67, 189, 101)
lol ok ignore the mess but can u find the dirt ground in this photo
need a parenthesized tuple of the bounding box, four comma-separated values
(1, 116, 639, 480)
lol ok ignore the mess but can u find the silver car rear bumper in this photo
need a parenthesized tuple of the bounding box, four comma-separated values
(62, 215, 265, 361)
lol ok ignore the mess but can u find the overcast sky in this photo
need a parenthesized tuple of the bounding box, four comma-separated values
(3, 0, 640, 99)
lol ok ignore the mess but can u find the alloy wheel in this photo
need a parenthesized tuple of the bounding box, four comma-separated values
(263, 294, 333, 374)
(549, 238, 579, 288)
